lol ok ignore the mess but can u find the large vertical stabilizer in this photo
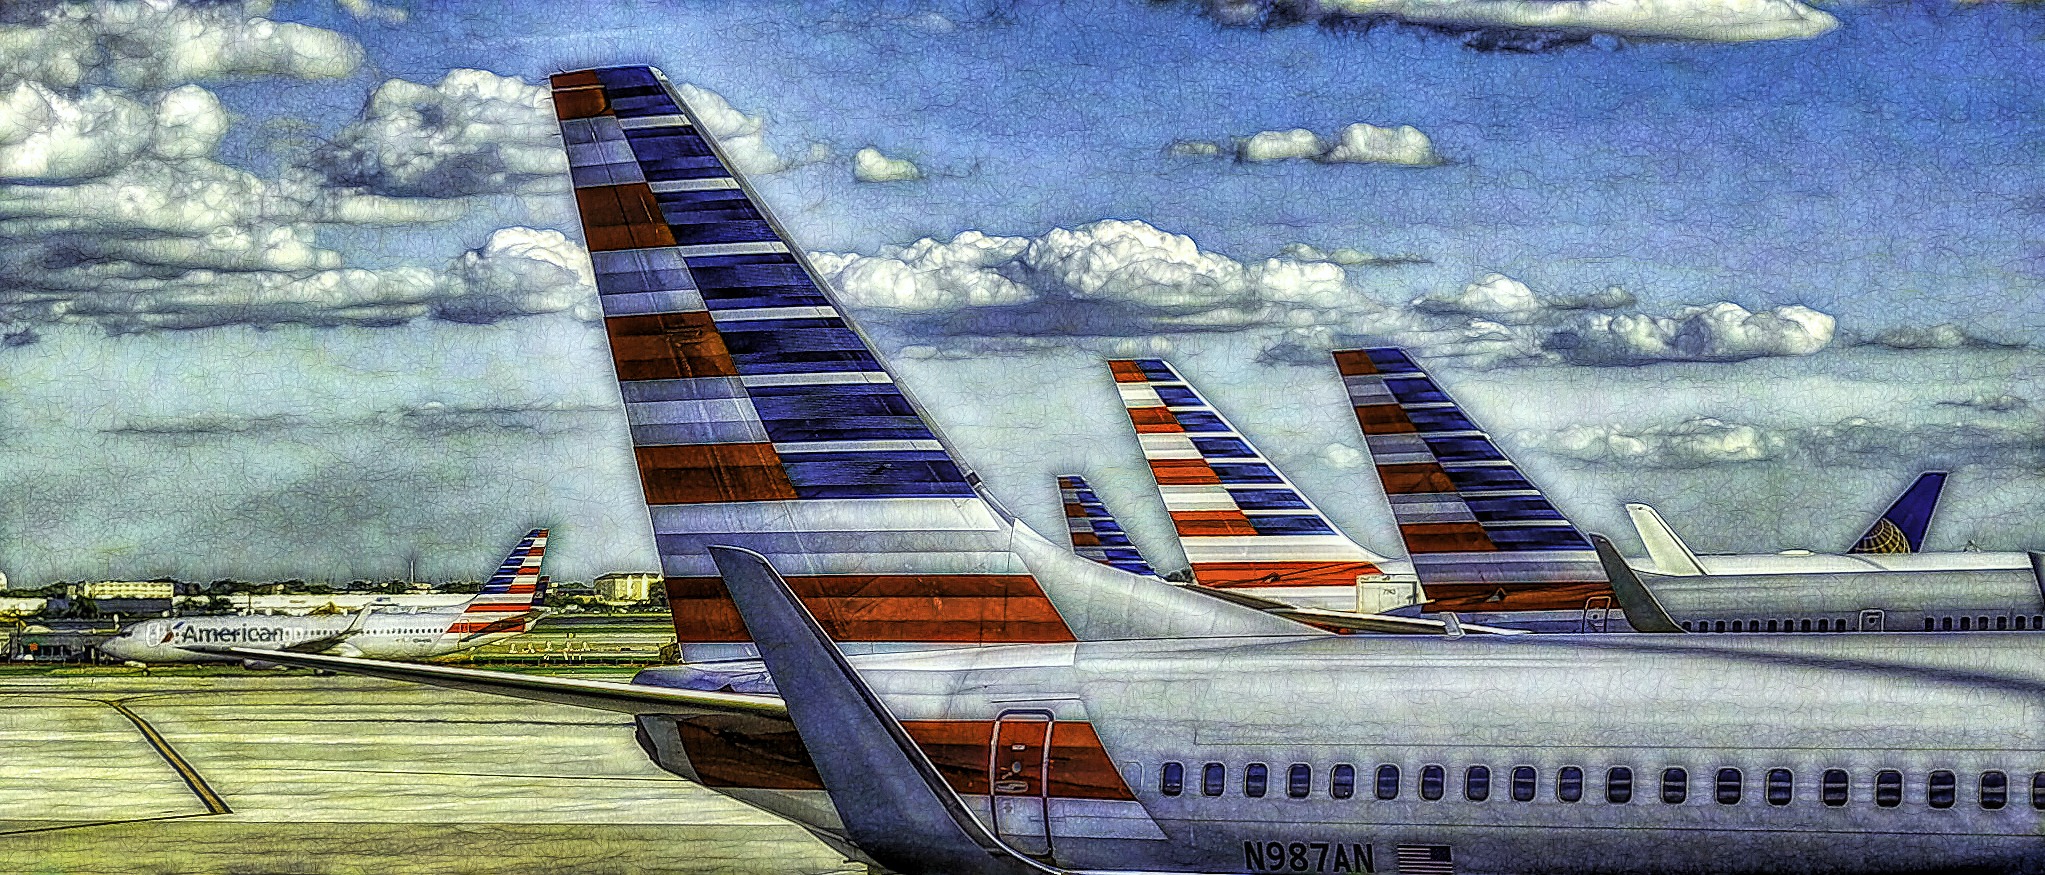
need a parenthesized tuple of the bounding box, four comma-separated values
(1334, 348, 1613, 611)
(1109, 358, 1412, 613)
(551, 67, 1309, 660)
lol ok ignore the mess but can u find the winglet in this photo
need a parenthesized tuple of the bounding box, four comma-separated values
(1590, 534, 1683, 633)
(1851, 472, 1947, 554)
(2030, 552, 2045, 607)
(1624, 503, 1706, 576)
(706, 545, 1052, 875)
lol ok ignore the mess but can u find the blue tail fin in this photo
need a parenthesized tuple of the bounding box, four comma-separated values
(1850, 472, 1946, 554)
(1057, 475, 1160, 578)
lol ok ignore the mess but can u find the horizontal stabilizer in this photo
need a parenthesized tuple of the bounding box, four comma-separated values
(1174, 585, 1525, 635)
(1624, 503, 1706, 576)
(707, 545, 1051, 875)
(196, 646, 786, 717)
(1590, 535, 1683, 633)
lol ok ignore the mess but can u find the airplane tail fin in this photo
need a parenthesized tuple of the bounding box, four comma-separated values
(449, 528, 549, 637)
(1850, 471, 1947, 554)
(551, 66, 1310, 661)
(1334, 348, 1612, 611)
(1108, 359, 1401, 605)
(1624, 503, 1706, 576)
(1057, 474, 1159, 578)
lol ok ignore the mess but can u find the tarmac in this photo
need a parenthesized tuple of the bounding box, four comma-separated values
(0, 670, 858, 874)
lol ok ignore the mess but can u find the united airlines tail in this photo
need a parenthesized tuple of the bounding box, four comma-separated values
(1850, 472, 1947, 554)
(1108, 359, 1408, 614)
(1057, 475, 1160, 578)
(551, 66, 1307, 662)
(444, 528, 549, 640)
(1334, 348, 1615, 612)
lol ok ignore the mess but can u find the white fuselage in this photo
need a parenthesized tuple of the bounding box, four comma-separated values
(100, 608, 522, 664)
(637, 632, 2045, 875)
(1639, 552, 2041, 633)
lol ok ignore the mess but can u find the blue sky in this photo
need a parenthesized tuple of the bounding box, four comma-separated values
(0, 0, 2040, 583)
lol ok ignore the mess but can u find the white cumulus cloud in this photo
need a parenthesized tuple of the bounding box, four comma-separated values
(1189, 0, 1836, 44)
(0, 81, 227, 181)
(853, 146, 922, 183)
(1550, 302, 1835, 365)
(306, 69, 567, 198)
(1321, 123, 1441, 166)
(0, 1, 364, 89)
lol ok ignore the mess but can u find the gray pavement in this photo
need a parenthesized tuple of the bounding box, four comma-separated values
(0, 672, 858, 874)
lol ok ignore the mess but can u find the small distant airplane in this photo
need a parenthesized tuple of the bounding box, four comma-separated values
(100, 529, 549, 666)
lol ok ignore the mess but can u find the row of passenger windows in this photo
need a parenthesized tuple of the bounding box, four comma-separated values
(1157, 762, 2042, 810)
(1679, 616, 2045, 633)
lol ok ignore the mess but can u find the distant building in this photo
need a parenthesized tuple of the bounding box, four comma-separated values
(0, 597, 44, 616)
(76, 581, 176, 600)
(594, 572, 660, 604)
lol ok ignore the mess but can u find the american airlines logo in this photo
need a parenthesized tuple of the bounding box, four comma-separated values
(173, 625, 290, 645)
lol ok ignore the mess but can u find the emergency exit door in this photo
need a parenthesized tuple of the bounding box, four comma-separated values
(989, 710, 1054, 856)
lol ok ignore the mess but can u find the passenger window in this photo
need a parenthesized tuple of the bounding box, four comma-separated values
(1288, 764, 1312, 799)
(1960, 617, 1972, 631)
(2033, 772, 2045, 810)
(1928, 770, 1955, 809)
(1466, 766, 1491, 802)
(1767, 620, 1779, 632)
(1331, 764, 1355, 800)
(1766, 769, 1792, 806)
(1980, 616, 1991, 629)
(1942, 616, 1952, 631)
(1822, 769, 1849, 806)
(1662, 768, 1688, 804)
(1511, 766, 1537, 802)
(1716, 768, 1742, 805)
(1606, 767, 1633, 804)
(1376, 764, 1400, 801)
(1161, 762, 1184, 796)
(1924, 617, 1935, 631)
(1875, 770, 1902, 808)
(1800, 619, 1812, 632)
(1420, 764, 1445, 801)
(2018, 617, 2030, 631)
(1203, 762, 1226, 797)
(1714, 621, 1726, 633)
(1246, 763, 1268, 798)
(1558, 766, 1583, 803)
(1981, 770, 2007, 810)
(1997, 616, 2009, 631)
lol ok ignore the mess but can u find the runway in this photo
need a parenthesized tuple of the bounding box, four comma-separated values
(0, 670, 858, 874)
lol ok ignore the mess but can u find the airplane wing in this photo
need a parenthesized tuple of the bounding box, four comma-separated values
(1180, 584, 1528, 635)
(195, 646, 787, 717)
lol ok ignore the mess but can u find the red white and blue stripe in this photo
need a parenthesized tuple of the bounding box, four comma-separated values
(553, 67, 1073, 658)
(1334, 348, 1612, 611)
(448, 528, 547, 636)
(1058, 475, 1159, 578)
(1108, 359, 1398, 601)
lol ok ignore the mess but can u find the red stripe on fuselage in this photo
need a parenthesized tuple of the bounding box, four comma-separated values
(665, 575, 1078, 644)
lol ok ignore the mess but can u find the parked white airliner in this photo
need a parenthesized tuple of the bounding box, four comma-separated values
(1335, 347, 2045, 634)
(214, 66, 2045, 875)
(101, 529, 549, 665)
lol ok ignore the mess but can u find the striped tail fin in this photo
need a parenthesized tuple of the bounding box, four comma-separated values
(1850, 471, 1946, 554)
(1108, 359, 1407, 612)
(550, 67, 1305, 661)
(1334, 348, 1614, 612)
(1057, 474, 1159, 578)
(448, 528, 548, 637)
